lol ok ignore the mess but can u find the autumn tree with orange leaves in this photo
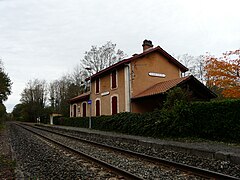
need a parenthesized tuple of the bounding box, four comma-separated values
(204, 49, 240, 98)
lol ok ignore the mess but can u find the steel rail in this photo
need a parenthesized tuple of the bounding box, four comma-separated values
(15, 123, 143, 180)
(24, 123, 240, 180)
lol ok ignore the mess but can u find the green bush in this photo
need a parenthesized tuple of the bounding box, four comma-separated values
(190, 100, 240, 141)
(54, 116, 89, 128)
(52, 99, 240, 143)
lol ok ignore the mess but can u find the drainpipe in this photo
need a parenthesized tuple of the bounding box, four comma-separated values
(124, 63, 131, 112)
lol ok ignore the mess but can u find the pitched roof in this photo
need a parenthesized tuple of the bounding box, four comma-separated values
(132, 75, 217, 99)
(69, 92, 90, 103)
(88, 46, 188, 80)
(132, 76, 190, 99)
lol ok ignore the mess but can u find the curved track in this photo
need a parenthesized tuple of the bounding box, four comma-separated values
(15, 123, 142, 180)
(18, 123, 240, 180)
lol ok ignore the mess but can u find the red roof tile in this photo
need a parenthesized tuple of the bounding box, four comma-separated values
(88, 46, 188, 80)
(69, 92, 90, 103)
(132, 76, 190, 99)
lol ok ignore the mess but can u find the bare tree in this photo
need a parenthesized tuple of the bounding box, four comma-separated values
(49, 73, 82, 116)
(21, 79, 48, 107)
(177, 54, 195, 76)
(49, 80, 60, 111)
(177, 54, 206, 83)
(49, 76, 68, 113)
(69, 64, 87, 88)
(80, 41, 126, 74)
(194, 55, 206, 83)
(20, 79, 48, 121)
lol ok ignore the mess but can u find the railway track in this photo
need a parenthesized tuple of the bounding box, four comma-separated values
(16, 123, 239, 179)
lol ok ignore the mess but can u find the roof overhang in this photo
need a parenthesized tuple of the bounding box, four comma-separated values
(69, 92, 90, 104)
(132, 75, 217, 100)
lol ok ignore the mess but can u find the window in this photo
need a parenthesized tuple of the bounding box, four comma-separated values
(111, 70, 117, 89)
(96, 77, 100, 94)
(95, 99, 100, 116)
(82, 102, 87, 117)
(111, 96, 118, 115)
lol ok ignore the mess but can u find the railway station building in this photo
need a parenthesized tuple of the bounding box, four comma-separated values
(69, 40, 216, 117)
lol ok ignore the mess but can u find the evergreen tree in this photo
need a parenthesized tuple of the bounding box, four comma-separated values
(0, 60, 12, 103)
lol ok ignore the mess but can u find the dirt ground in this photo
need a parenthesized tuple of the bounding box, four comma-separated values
(0, 123, 15, 179)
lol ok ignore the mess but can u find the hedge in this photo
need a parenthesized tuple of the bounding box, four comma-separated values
(53, 99, 240, 143)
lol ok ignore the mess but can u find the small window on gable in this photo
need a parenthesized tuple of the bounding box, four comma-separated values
(111, 70, 117, 89)
(96, 77, 100, 94)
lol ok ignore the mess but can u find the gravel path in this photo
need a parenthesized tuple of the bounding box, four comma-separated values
(0, 123, 15, 179)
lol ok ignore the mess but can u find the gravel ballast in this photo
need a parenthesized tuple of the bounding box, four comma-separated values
(37, 124, 240, 178)
(9, 123, 119, 179)
(7, 122, 240, 179)
(30, 125, 204, 179)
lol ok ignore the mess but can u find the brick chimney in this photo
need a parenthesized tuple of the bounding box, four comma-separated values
(142, 39, 153, 51)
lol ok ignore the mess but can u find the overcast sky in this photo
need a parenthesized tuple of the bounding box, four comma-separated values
(1, 0, 239, 112)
